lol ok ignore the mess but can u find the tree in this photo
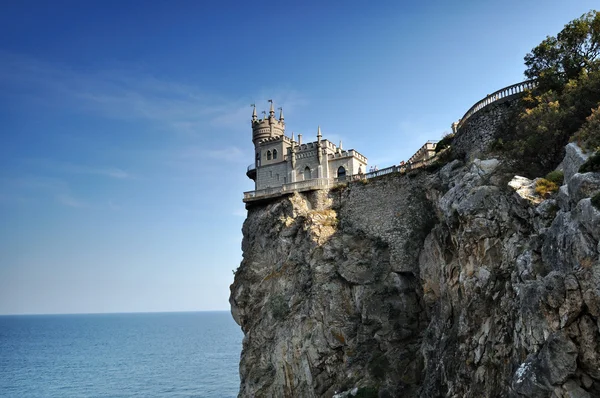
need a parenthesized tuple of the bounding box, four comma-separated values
(525, 10, 600, 91)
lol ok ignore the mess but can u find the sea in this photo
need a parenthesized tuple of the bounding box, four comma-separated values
(0, 311, 243, 397)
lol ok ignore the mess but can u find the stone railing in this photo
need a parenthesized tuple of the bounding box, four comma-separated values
(244, 178, 334, 202)
(243, 149, 448, 202)
(456, 80, 537, 131)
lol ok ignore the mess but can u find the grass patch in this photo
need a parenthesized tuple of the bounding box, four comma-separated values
(535, 178, 559, 197)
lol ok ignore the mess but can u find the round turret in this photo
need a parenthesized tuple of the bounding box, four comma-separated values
(251, 100, 285, 146)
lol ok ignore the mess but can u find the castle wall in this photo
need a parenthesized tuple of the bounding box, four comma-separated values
(454, 97, 519, 159)
(328, 156, 366, 179)
(294, 155, 320, 181)
(256, 162, 289, 190)
(258, 140, 289, 167)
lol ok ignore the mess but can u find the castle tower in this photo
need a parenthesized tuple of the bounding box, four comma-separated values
(251, 99, 285, 147)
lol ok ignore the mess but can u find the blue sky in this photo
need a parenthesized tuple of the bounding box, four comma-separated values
(0, 1, 597, 314)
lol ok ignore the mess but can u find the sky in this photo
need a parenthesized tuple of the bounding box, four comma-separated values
(0, 0, 597, 315)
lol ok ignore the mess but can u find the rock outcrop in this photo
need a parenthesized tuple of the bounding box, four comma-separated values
(230, 144, 600, 397)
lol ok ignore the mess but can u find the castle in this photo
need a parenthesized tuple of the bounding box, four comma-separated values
(245, 100, 368, 196)
(244, 80, 535, 203)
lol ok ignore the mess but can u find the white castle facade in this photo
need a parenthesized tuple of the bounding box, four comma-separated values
(246, 100, 368, 192)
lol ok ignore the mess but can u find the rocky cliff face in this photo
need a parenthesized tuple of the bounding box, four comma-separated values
(230, 143, 600, 398)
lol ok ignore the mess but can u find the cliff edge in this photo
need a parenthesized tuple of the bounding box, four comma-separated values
(230, 144, 600, 397)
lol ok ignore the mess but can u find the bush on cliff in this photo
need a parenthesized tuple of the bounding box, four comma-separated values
(572, 105, 600, 152)
(545, 170, 564, 185)
(579, 151, 600, 173)
(497, 11, 600, 177)
(435, 132, 455, 153)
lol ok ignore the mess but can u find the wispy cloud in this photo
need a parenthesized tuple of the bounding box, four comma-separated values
(56, 193, 89, 208)
(1, 175, 89, 209)
(20, 159, 134, 180)
(0, 51, 307, 138)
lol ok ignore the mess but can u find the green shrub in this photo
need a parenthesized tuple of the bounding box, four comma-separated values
(535, 178, 559, 197)
(592, 192, 600, 210)
(435, 132, 455, 153)
(579, 151, 600, 173)
(545, 170, 564, 185)
(354, 387, 379, 398)
(572, 105, 600, 152)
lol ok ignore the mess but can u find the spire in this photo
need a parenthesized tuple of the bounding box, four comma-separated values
(317, 125, 322, 141)
(278, 107, 284, 121)
(251, 103, 257, 121)
(339, 140, 343, 150)
(268, 99, 275, 117)
(291, 131, 294, 142)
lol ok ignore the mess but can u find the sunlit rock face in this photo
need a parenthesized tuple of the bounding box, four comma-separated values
(230, 144, 600, 398)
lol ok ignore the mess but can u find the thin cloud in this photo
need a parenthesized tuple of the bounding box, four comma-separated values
(20, 159, 133, 180)
(0, 51, 307, 138)
(55, 193, 89, 208)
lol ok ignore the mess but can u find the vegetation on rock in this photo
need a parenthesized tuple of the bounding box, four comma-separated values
(499, 10, 600, 177)
(572, 105, 600, 152)
(524, 10, 600, 92)
(535, 178, 559, 197)
(545, 170, 565, 185)
(579, 151, 600, 173)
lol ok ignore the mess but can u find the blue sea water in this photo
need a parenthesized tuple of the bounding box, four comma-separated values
(0, 311, 243, 397)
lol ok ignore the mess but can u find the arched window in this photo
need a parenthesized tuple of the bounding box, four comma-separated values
(272, 149, 278, 160)
(256, 152, 260, 167)
(337, 166, 346, 181)
(267, 150, 272, 160)
(304, 166, 311, 180)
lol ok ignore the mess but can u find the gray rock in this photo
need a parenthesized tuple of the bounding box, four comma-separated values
(231, 144, 600, 397)
(562, 143, 589, 184)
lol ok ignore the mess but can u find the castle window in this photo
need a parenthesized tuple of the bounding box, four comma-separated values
(304, 166, 311, 180)
(337, 166, 347, 181)
(256, 152, 260, 166)
(272, 149, 278, 160)
(267, 150, 272, 160)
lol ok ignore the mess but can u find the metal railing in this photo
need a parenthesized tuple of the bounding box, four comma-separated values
(457, 80, 537, 131)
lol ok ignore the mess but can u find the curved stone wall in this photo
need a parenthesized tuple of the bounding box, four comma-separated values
(453, 98, 519, 159)
(454, 80, 535, 159)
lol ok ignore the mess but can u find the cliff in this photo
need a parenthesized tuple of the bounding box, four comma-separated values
(230, 143, 600, 397)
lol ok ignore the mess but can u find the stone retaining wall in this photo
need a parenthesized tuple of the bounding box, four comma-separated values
(454, 96, 520, 160)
